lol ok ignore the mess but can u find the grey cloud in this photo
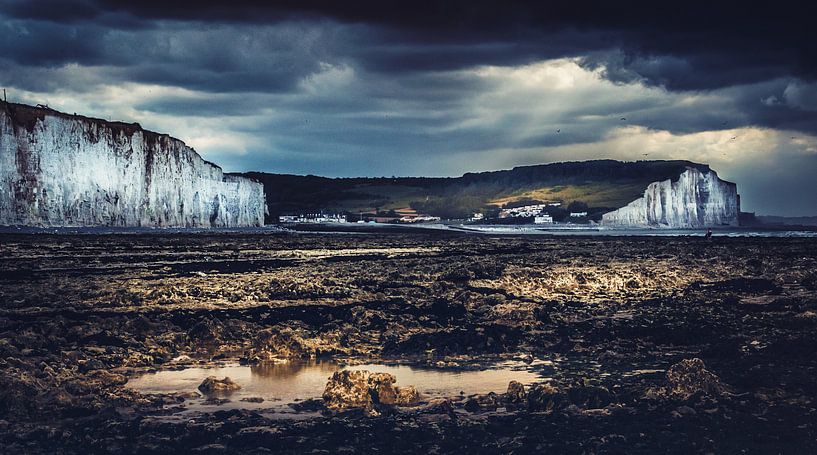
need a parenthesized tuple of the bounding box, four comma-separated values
(2, 2, 816, 215)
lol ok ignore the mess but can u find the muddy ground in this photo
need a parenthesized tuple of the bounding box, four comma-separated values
(1, 232, 816, 453)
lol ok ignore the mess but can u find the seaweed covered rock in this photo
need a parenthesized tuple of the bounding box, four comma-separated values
(242, 324, 350, 363)
(566, 383, 613, 409)
(464, 392, 501, 412)
(198, 376, 241, 394)
(322, 370, 419, 410)
(395, 385, 421, 405)
(505, 380, 527, 404)
(0, 368, 47, 419)
(323, 370, 375, 409)
(527, 383, 564, 411)
(666, 358, 729, 398)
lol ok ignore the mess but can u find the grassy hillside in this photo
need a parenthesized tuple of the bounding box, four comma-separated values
(235, 160, 710, 222)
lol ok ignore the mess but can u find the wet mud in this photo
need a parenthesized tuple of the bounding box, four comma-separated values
(0, 232, 815, 453)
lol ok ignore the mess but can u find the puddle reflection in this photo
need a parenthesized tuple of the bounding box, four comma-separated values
(127, 359, 543, 411)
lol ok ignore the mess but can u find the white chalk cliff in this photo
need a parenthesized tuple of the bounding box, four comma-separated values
(0, 102, 266, 227)
(602, 167, 740, 228)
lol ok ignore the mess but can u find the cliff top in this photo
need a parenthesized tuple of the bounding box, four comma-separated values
(0, 100, 222, 170)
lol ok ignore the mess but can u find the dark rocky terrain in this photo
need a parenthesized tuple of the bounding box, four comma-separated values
(1, 231, 816, 453)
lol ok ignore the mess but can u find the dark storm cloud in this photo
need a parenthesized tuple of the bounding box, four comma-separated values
(3, 0, 815, 90)
(2, 0, 816, 215)
(0, 18, 339, 93)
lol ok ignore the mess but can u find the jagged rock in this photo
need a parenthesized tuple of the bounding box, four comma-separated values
(198, 376, 241, 394)
(395, 386, 421, 405)
(602, 167, 739, 228)
(0, 368, 47, 419)
(323, 370, 378, 409)
(666, 358, 729, 398)
(566, 384, 613, 409)
(245, 325, 347, 361)
(322, 370, 418, 409)
(464, 392, 502, 412)
(0, 102, 266, 227)
(368, 372, 398, 404)
(527, 383, 564, 412)
(188, 318, 223, 342)
(505, 381, 527, 404)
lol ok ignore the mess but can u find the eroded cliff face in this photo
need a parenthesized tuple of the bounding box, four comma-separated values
(0, 103, 266, 227)
(602, 167, 740, 228)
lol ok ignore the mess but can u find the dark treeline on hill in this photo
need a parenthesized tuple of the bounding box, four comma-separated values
(234, 160, 710, 222)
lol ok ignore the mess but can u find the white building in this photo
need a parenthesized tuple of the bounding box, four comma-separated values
(499, 203, 550, 218)
(569, 212, 588, 218)
(400, 215, 441, 223)
(534, 214, 554, 224)
(279, 214, 347, 223)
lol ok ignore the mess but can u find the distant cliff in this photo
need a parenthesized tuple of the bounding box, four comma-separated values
(239, 160, 718, 221)
(0, 102, 266, 227)
(602, 167, 740, 228)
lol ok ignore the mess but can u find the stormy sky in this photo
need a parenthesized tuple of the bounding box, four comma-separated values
(1, 1, 816, 216)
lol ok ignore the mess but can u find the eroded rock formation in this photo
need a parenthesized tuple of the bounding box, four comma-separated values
(0, 102, 266, 227)
(602, 167, 739, 228)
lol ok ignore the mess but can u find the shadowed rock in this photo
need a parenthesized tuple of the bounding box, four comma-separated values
(527, 383, 564, 412)
(395, 385, 421, 405)
(198, 376, 241, 394)
(566, 383, 613, 409)
(505, 380, 527, 404)
(464, 392, 501, 412)
(666, 358, 729, 398)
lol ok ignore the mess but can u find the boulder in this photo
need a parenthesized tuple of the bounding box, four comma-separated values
(464, 392, 501, 412)
(369, 372, 398, 404)
(505, 381, 527, 404)
(527, 383, 564, 412)
(566, 384, 612, 409)
(322, 370, 419, 409)
(395, 386, 421, 405)
(323, 370, 379, 409)
(198, 376, 241, 394)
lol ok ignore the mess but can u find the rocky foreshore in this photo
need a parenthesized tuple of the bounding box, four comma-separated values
(1, 232, 816, 453)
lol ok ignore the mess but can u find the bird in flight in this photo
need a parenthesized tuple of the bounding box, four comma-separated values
(556, 129, 560, 133)
(620, 117, 626, 121)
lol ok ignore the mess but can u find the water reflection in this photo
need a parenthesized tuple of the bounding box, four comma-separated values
(127, 359, 543, 411)
(249, 358, 339, 381)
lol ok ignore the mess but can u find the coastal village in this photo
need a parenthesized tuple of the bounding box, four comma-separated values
(278, 201, 595, 225)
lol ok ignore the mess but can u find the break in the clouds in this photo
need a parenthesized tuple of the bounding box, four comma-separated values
(1, 1, 815, 216)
